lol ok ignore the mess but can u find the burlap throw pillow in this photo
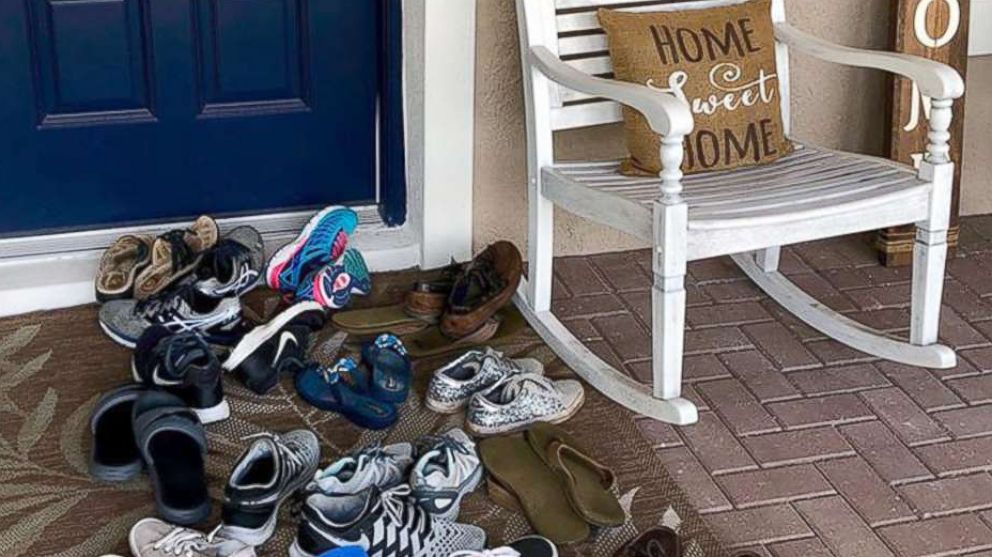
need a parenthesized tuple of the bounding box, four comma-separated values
(598, 0, 792, 175)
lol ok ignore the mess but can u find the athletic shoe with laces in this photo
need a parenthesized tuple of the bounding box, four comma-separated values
(129, 518, 255, 557)
(196, 226, 265, 298)
(309, 442, 414, 496)
(220, 430, 321, 547)
(99, 282, 242, 349)
(132, 327, 230, 424)
(426, 348, 544, 414)
(411, 428, 482, 520)
(290, 485, 486, 557)
(465, 373, 585, 436)
(336, 248, 372, 296)
(450, 536, 559, 557)
(266, 206, 358, 293)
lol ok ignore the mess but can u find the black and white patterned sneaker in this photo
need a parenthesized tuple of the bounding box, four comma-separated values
(290, 485, 486, 557)
(411, 428, 482, 520)
(426, 347, 543, 414)
(132, 327, 229, 424)
(220, 430, 321, 547)
(465, 373, 585, 436)
(100, 283, 242, 349)
(195, 226, 265, 299)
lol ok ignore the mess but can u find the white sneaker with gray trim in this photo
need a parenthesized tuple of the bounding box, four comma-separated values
(129, 518, 255, 557)
(310, 442, 414, 495)
(411, 428, 482, 520)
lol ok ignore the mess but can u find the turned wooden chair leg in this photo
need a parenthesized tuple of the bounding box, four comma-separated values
(652, 200, 688, 400)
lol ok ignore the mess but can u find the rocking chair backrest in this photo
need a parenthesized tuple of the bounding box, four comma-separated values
(517, 0, 791, 134)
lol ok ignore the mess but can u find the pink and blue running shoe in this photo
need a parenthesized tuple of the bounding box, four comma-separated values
(265, 206, 358, 293)
(336, 248, 372, 296)
(297, 265, 353, 309)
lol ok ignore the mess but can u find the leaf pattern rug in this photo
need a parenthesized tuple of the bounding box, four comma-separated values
(0, 271, 729, 557)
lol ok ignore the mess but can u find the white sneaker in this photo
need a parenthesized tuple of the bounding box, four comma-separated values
(129, 518, 255, 557)
(309, 442, 414, 495)
(411, 428, 483, 520)
(466, 374, 584, 436)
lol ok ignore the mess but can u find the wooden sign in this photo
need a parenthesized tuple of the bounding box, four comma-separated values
(876, 0, 970, 267)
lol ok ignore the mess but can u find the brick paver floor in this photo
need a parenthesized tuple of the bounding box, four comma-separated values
(552, 216, 992, 557)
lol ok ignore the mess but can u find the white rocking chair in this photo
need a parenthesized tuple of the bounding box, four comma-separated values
(513, 0, 965, 425)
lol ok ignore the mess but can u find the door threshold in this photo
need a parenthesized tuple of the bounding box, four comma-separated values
(0, 208, 419, 318)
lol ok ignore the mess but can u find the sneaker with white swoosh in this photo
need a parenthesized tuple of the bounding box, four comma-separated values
(290, 485, 486, 557)
(223, 301, 326, 394)
(132, 327, 230, 424)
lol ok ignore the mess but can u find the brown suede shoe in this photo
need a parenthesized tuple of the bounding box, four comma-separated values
(615, 527, 681, 557)
(440, 241, 522, 339)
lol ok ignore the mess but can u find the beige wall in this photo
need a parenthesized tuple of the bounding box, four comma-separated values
(473, 0, 991, 255)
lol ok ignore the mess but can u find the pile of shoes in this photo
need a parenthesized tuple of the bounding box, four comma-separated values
(426, 347, 585, 436)
(294, 333, 412, 429)
(290, 429, 486, 557)
(97, 216, 262, 348)
(332, 241, 523, 358)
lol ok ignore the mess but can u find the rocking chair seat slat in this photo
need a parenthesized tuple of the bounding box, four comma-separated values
(545, 144, 932, 257)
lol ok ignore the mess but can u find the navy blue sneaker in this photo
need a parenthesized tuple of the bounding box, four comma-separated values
(361, 335, 411, 404)
(295, 358, 396, 430)
(265, 207, 358, 294)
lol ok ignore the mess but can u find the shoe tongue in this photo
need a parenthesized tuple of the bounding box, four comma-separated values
(152, 237, 173, 263)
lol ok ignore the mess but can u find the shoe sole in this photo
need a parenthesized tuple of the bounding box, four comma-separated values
(466, 387, 586, 437)
(223, 300, 324, 371)
(425, 396, 466, 415)
(221, 453, 320, 547)
(99, 320, 137, 349)
(265, 207, 356, 291)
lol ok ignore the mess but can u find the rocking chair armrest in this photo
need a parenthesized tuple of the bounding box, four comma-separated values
(529, 46, 694, 137)
(775, 23, 964, 100)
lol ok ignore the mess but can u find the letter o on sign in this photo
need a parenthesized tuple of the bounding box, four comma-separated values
(914, 0, 961, 48)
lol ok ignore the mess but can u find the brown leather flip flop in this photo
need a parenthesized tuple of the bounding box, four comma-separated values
(615, 527, 681, 557)
(527, 422, 625, 527)
(331, 304, 432, 338)
(479, 433, 590, 544)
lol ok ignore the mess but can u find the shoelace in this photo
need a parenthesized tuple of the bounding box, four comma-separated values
(380, 485, 428, 535)
(449, 549, 522, 557)
(154, 524, 223, 556)
(137, 288, 188, 319)
(493, 374, 550, 404)
(418, 433, 472, 458)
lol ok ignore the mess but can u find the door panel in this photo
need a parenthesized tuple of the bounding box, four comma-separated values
(0, 0, 381, 237)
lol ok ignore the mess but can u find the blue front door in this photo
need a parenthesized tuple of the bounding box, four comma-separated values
(0, 0, 383, 236)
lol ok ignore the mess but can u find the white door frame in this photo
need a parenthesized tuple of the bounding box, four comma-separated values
(0, 1, 477, 317)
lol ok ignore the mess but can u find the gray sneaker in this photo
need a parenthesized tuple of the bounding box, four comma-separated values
(309, 442, 414, 496)
(426, 348, 543, 414)
(411, 428, 482, 520)
(220, 430, 321, 547)
(466, 373, 585, 436)
(99, 283, 241, 349)
(129, 518, 255, 557)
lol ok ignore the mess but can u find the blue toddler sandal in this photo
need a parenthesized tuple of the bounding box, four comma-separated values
(361, 334, 412, 403)
(295, 357, 397, 430)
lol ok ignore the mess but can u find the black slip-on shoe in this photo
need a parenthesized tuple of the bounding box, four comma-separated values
(90, 384, 148, 482)
(133, 391, 210, 526)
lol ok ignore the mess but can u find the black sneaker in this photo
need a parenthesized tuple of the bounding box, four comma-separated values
(223, 301, 326, 394)
(132, 326, 229, 424)
(290, 485, 486, 557)
(196, 226, 265, 299)
(220, 430, 321, 547)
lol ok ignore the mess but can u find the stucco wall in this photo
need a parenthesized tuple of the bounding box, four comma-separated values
(473, 0, 991, 254)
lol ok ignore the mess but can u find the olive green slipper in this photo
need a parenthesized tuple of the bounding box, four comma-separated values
(526, 422, 625, 528)
(479, 434, 590, 544)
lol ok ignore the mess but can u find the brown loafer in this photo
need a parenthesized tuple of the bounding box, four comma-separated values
(441, 242, 522, 339)
(615, 527, 681, 557)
